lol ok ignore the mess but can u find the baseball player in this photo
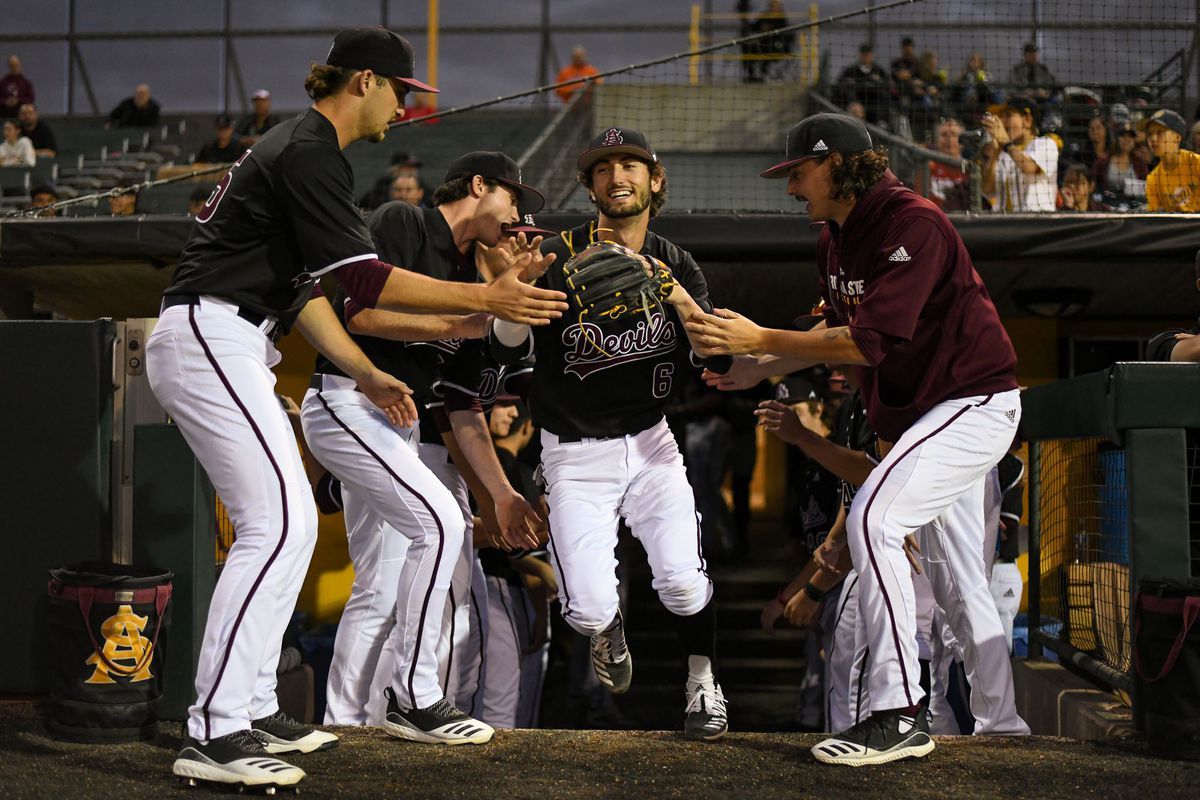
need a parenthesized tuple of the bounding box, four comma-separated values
(146, 29, 566, 789)
(302, 151, 549, 743)
(689, 112, 1021, 765)
(490, 128, 733, 739)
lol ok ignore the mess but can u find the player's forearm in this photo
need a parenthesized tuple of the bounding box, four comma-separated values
(790, 427, 876, 486)
(757, 326, 871, 366)
(669, 289, 711, 355)
(348, 308, 489, 342)
(295, 296, 378, 382)
(1170, 335, 1200, 362)
(448, 409, 516, 501)
(376, 268, 489, 314)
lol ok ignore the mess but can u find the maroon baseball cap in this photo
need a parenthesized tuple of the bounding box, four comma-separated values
(326, 27, 438, 93)
(577, 127, 658, 172)
(761, 113, 873, 178)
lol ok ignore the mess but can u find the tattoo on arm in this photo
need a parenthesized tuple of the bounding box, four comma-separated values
(823, 328, 852, 341)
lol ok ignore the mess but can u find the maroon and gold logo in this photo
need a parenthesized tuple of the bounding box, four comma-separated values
(602, 128, 624, 146)
(84, 604, 155, 684)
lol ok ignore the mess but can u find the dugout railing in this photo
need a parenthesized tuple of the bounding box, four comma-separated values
(1020, 362, 1200, 718)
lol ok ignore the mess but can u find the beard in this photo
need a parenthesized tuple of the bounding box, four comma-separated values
(593, 184, 651, 218)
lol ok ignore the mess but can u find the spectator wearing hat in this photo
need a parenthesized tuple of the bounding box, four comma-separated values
(195, 115, 247, 163)
(0, 55, 34, 119)
(1144, 109, 1200, 212)
(1007, 43, 1056, 101)
(17, 103, 54, 157)
(1092, 124, 1148, 203)
(108, 84, 160, 128)
(980, 96, 1058, 211)
(836, 43, 890, 124)
(236, 89, 280, 146)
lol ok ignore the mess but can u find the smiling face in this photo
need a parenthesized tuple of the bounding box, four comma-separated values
(785, 156, 835, 220)
(588, 155, 660, 220)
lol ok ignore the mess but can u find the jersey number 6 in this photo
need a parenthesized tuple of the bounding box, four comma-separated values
(652, 362, 674, 399)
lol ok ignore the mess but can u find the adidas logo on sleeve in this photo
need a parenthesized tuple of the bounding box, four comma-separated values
(888, 246, 911, 262)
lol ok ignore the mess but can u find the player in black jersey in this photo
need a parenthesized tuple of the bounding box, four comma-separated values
(301, 151, 550, 742)
(491, 128, 733, 739)
(147, 30, 566, 789)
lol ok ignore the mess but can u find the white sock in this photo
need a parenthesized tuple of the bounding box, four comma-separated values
(687, 655, 714, 687)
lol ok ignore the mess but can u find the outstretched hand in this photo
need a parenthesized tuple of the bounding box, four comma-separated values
(685, 308, 766, 356)
(702, 355, 765, 392)
(356, 369, 418, 427)
(484, 266, 567, 326)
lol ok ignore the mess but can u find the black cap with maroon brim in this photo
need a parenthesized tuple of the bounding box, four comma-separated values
(507, 212, 555, 237)
(326, 27, 439, 93)
(761, 113, 873, 179)
(577, 127, 658, 173)
(444, 151, 545, 214)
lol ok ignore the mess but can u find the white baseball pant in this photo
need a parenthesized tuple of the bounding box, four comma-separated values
(825, 570, 860, 732)
(539, 420, 713, 637)
(147, 298, 318, 743)
(300, 378, 464, 713)
(844, 389, 1021, 718)
(989, 562, 1023, 654)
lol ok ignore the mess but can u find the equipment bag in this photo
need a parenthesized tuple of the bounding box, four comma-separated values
(1133, 578, 1200, 740)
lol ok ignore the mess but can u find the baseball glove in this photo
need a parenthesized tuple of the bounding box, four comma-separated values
(562, 240, 676, 325)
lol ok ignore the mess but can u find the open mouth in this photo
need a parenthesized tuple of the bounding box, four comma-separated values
(607, 188, 633, 200)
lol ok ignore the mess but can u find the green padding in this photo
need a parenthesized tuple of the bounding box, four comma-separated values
(1020, 370, 1112, 441)
(132, 424, 216, 722)
(1127, 429, 1192, 584)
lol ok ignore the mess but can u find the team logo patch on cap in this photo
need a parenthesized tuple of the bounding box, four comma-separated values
(602, 128, 624, 146)
(812, 139, 828, 152)
(523, 214, 535, 225)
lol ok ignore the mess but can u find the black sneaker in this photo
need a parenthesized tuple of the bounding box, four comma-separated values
(684, 681, 728, 741)
(811, 708, 935, 766)
(250, 709, 339, 754)
(590, 611, 633, 694)
(172, 729, 305, 788)
(382, 687, 494, 745)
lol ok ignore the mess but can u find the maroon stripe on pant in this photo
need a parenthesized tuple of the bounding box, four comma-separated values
(442, 586, 456, 696)
(469, 586, 485, 717)
(188, 305, 291, 742)
(317, 392, 445, 710)
(544, 516, 574, 619)
(859, 403, 974, 709)
(693, 512, 710, 578)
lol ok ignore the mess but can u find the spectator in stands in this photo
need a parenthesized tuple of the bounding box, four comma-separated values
(0, 118, 34, 166)
(918, 118, 971, 211)
(890, 37, 919, 115)
(750, 0, 794, 82)
(358, 150, 423, 210)
(195, 114, 246, 163)
(736, 0, 758, 83)
(1092, 124, 1148, 203)
(1144, 108, 1200, 212)
(188, 185, 214, 216)
(953, 51, 995, 125)
(836, 44, 889, 124)
(1189, 120, 1200, 153)
(846, 101, 867, 121)
(913, 50, 947, 135)
(108, 179, 139, 216)
(980, 96, 1058, 212)
(108, 84, 160, 128)
(236, 89, 280, 147)
(1007, 42, 1056, 101)
(389, 173, 425, 206)
(17, 103, 55, 158)
(555, 45, 601, 104)
(28, 182, 58, 217)
(404, 92, 440, 123)
(0, 56, 34, 119)
(1081, 114, 1111, 170)
(1058, 164, 1097, 212)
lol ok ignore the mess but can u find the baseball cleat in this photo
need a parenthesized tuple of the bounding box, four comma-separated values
(382, 687, 494, 745)
(684, 680, 728, 741)
(250, 709, 339, 754)
(590, 611, 632, 694)
(172, 729, 305, 789)
(811, 707, 935, 766)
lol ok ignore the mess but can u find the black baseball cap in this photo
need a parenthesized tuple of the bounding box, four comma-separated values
(577, 127, 658, 172)
(507, 212, 554, 236)
(761, 113, 873, 178)
(1024, 42, 1039, 53)
(326, 27, 438, 93)
(994, 95, 1038, 118)
(214, 114, 234, 129)
(1141, 108, 1187, 138)
(443, 151, 545, 213)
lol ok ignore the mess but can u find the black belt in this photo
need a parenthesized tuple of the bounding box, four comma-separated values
(555, 433, 615, 444)
(309, 373, 363, 393)
(163, 294, 281, 343)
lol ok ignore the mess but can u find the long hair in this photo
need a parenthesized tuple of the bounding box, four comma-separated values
(304, 63, 355, 101)
(827, 149, 890, 202)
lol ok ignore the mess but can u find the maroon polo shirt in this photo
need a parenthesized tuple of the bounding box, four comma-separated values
(817, 171, 1017, 441)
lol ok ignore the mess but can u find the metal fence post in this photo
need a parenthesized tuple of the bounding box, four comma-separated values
(1028, 440, 1043, 659)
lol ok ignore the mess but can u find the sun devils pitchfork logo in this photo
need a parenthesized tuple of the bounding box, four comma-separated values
(84, 604, 155, 684)
(602, 128, 624, 146)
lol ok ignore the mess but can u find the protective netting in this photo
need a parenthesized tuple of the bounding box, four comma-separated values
(370, 0, 1195, 215)
(1034, 438, 1131, 676)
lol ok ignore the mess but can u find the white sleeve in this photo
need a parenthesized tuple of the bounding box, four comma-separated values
(1026, 138, 1057, 178)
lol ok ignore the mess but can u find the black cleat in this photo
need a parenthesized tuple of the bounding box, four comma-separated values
(251, 709, 339, 754)
(382, 687, 494, 745)
(811, 707, 935, 766)
(684, 681, 729, 741)
(173, 729, 305, 789)
(590, 611, 633, 694)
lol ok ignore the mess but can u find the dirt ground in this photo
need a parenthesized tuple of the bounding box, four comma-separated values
(1, 700, 1196, 800)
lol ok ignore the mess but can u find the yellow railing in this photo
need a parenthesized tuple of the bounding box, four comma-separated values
(689, 3, 819, 87)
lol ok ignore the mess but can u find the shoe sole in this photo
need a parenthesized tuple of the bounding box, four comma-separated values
(254, 731, 340, 755)
(172, 757, 305, 787)
(382, 717, 494, 745)
(685, 727, 728, 742)
(812, 737, 935, 767)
